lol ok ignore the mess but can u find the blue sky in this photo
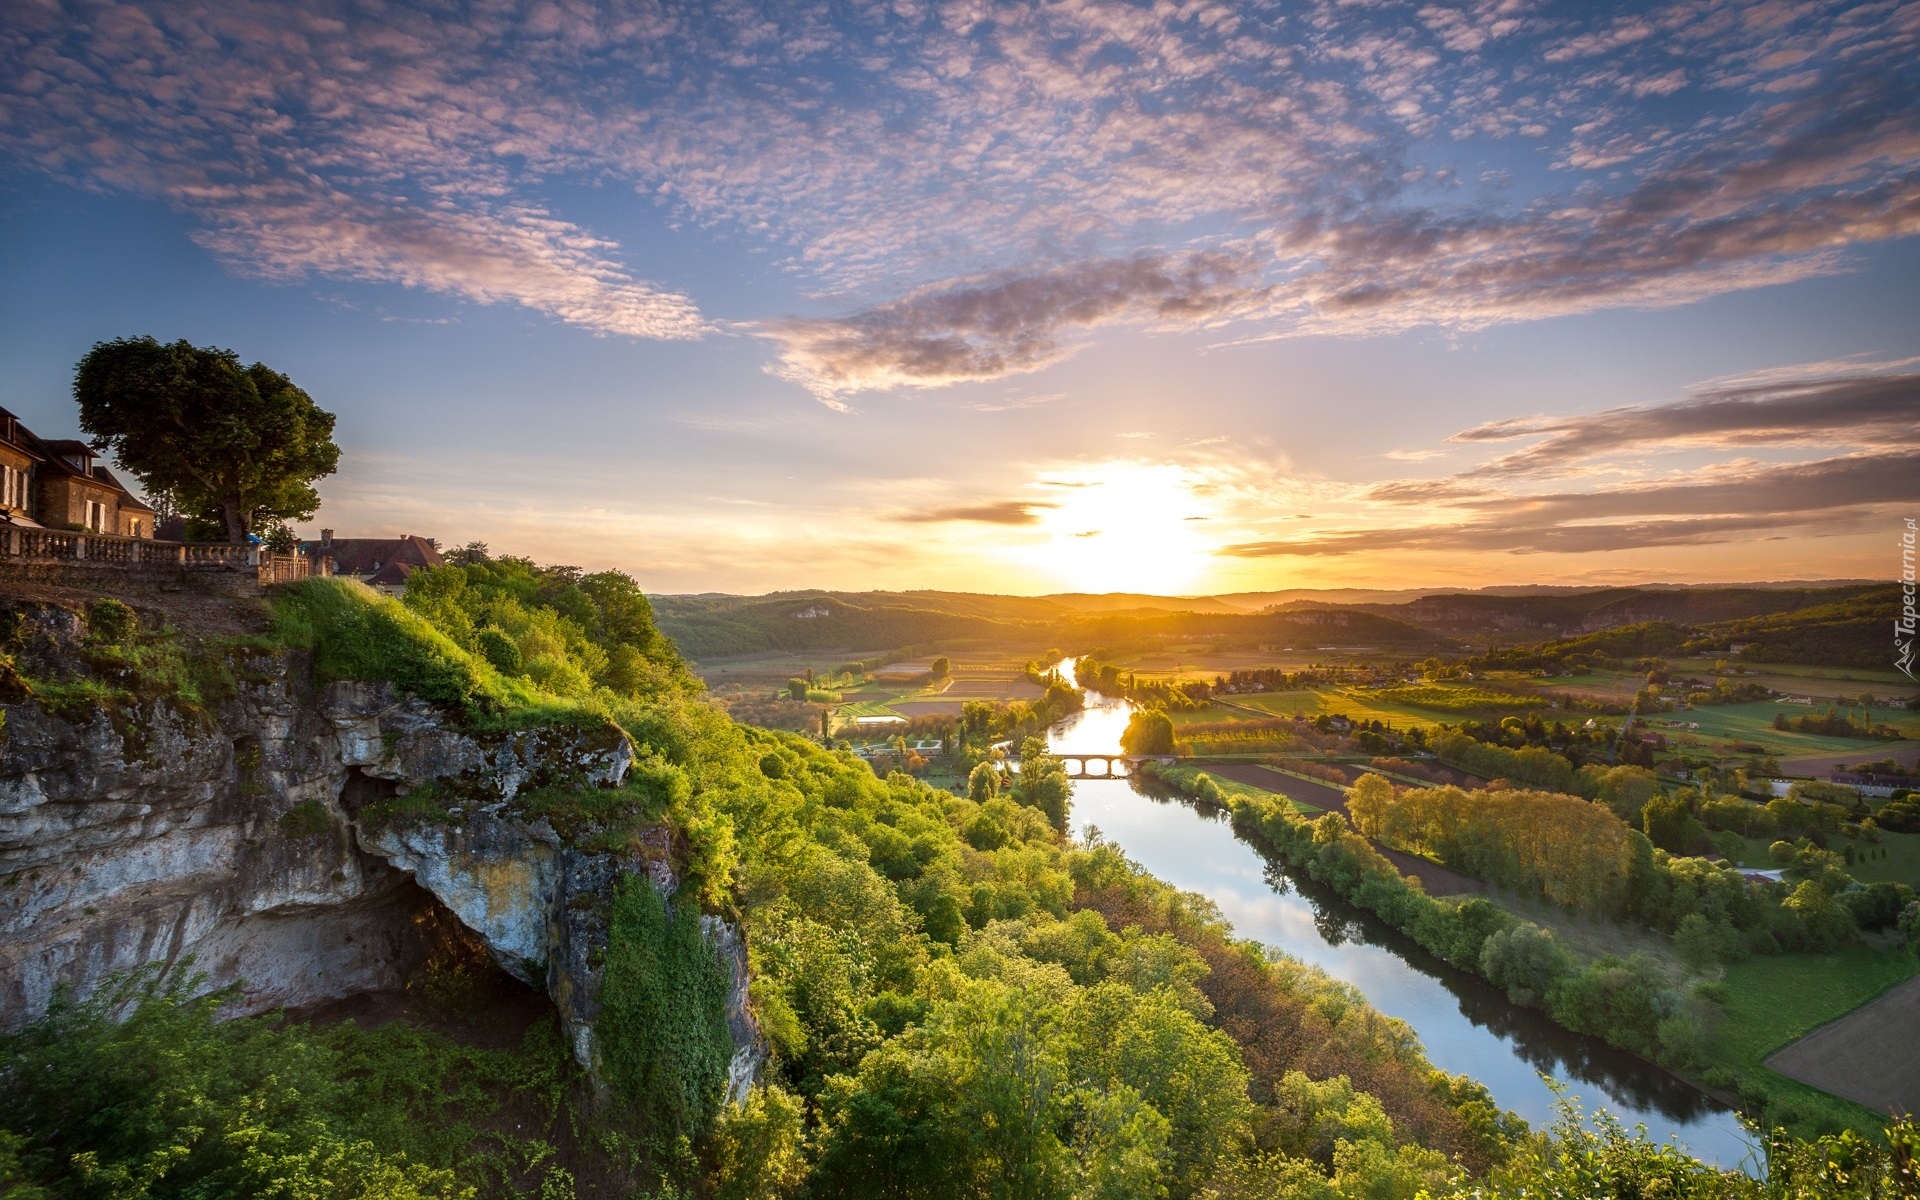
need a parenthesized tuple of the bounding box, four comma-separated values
(2, 0, 1916, 594)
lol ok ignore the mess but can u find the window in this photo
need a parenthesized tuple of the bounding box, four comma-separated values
(1, 464, 23, 510)
(86, 500, 107, 533)
(130, 520, 142, 538)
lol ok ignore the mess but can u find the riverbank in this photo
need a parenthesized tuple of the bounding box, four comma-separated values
(1136, 760, 1910, 1141)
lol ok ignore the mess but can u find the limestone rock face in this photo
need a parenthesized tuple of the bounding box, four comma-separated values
(0, 605, 762, 1095)
(0, 644, 428, 1024)
(704, 915, 771, 1106)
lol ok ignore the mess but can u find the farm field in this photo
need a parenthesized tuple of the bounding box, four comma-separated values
(1655, 701, 1920, 760)
(1668, 658, 1916, 696)
(1107, 648, 1391, 680)
(692, 647, 905, 683)
(1215, 688, 1480, 730)
(1705, 945, 1920, 1136)
(837, 668, 1045, 725)
(1509, 672, 1639, 703)
(1764, 974, 1920, 1117)
(1774, 741, 1920, 776)
(1843, 829, 1920, 889)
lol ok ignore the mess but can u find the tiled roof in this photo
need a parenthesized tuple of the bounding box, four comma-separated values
(302, 534, 443, 577)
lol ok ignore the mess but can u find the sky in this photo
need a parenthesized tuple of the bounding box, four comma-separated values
(1, 0, 1916, 597)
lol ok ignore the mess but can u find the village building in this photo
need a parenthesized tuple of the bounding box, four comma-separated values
(302, 529, 442, 593)
(0, 407, 155, 536)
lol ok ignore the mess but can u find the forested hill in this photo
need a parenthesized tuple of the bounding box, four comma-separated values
(649, 589, 1447, 660)
(1321, 584, 1888, 641)
(648, 591, 1041, 659)
(1699, 585, 1904, 668)
(650, 582, 1894, 667)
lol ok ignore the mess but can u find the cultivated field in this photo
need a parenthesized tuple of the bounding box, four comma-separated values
(1707, 946, 1920, 1134)
(1210, 688, 1480, 731)
(1765, 974, 1920, 1116)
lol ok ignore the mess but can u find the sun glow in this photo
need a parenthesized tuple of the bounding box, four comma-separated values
(1016, 462, 1217, 594)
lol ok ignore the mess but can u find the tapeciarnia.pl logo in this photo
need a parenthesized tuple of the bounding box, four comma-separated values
(1899, 517, 1917, 680)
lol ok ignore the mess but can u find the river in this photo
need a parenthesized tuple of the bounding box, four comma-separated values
(1041, 665, 1757, 1169)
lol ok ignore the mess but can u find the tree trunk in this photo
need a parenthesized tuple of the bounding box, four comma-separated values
(223, 498, 248, 544)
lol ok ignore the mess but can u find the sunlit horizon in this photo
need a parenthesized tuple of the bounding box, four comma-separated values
(1, 0, 1914, 595)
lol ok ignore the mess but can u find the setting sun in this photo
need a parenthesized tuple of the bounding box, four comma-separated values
(1014, 462, 1216, 594)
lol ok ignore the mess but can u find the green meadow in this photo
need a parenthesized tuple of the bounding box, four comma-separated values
(1705, 945, 1920, 1136)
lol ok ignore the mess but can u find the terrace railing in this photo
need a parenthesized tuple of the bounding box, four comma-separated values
(0, 527, 327, 585)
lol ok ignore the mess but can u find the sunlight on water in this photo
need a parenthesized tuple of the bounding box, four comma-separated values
(1044, 661, 1760, 1170)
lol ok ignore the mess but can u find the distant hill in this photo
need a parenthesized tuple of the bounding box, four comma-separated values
(1041, 592, 1254, 614)
(1063, 604, 1450, 651)
(649, 591, 1045, 660)
(1697, 586, 1904, 669)
(649, 582, 1896, 669)
(1328, 585, 1887, 642)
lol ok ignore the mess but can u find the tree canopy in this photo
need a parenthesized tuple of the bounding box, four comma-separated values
(74, 336, 340, 543)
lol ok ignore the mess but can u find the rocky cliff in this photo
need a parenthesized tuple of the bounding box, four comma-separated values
(0, 600, 763, 1091)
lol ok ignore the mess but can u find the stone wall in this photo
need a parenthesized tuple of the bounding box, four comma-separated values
(0, 556, 266, 598)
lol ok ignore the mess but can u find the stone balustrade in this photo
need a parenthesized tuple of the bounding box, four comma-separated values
(0, 526, 326, 586)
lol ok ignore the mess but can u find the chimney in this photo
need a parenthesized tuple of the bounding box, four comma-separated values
(321, 528, 334, 545)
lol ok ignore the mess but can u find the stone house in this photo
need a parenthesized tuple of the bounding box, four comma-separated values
(302, 530, 443, 593)
(0, 408, 156, 537)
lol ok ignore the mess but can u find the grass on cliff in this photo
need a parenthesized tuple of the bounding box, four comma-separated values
(1, 597, 277, 722)
(270, 578, 601, 728)
(599, 876, 734, 1138)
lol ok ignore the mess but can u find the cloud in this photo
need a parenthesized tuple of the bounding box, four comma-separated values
(0, 0, 709, 339)
(3, 0, 1916, 373)
(1221, 509, 1884, 557)
(894, 500, 1055, 525)
(1228, 451, 1915, 557)
(1450, 365, 1920, 476)
(968, 392, 1068, 413)
(199, 197, 708, 339)
(764, 254, 1261, 399)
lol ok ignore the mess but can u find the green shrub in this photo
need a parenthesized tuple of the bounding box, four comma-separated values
(273, 578, 573, 724)
(0, 966, 577, 1198)
(278, 799, 333, 838)
(598, 876, 733, 1137)
(85, 597, 138, 645)
(476, 627, 523, 675)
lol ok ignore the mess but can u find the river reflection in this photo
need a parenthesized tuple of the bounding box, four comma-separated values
(1044, 665, 1758, 1169)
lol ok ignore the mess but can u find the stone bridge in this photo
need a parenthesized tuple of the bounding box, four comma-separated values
(1020, 753, 1175, 779)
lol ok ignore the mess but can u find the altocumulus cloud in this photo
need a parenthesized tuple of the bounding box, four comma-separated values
(767, 254, 1261, 401)
(1, 0, 1915, 383)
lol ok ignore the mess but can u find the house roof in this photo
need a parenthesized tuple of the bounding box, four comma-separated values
(0, 408, 45, 462)
(5, 417, 155, 513)
(88, 465, 155, 513)
(302, 535, 443, 579)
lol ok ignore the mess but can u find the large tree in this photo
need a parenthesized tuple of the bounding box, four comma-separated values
(74, 337, 340, 543)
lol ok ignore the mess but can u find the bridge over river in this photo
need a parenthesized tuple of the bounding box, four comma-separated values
(1012, 753, 1174, 779)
